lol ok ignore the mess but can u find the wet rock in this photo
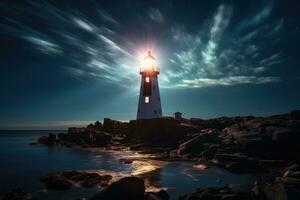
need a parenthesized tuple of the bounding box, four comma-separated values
(279, 177, 300, 185)
(263, 181, 288, 200)
(283, 170, 300, 178)
(191, 116, 248, 130)
(93, 132, 112, 147)
(215, 154, 262, 173)
(48, 131, 112, 148)
(86, 121, 103, 132)
(215, 154, 250, 163)
(40, 171, 112, 190)
(40, 174, 73, 190)
(103, 118, 129, 134)
(252, 181, 265, 200)
(179, 186, 254, 200)
(89, 177, 145, 200)
(177, 130, 220, 156)
(221, 194, 240, 200)
(38, 133, 60, 145)
(156, 189, 169, 200)
(1, 189, 31, 200)
(119, 158, 134, 164)
(63, 171, 112, 187)
(57, 133, 68, 141)
(200, 148, 217, 160)
(225, 162, 262, 173)
(146, 190, 169, 200)
(272, 129, 300, 146)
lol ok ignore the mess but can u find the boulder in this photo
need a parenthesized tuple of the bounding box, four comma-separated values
(192, 116, 248, 130)
(62, 171, 112, 187)
(200, 148, 217, 160)
(62, 131, 111, 147)
(215, 154, 262, 173)
(38, 136, 49, 144)
(272, 129, 300, 146)
(89, 177, 145, 200)
(177, 130, 219, 156)
(57, 133, 68, 141)
(146, 190, 169, 200)
(38, 133, 60, 145)
(178, 186, 254, 200)
(93, 132, 112, 147)
(238, 137, 268, 156)
(281, 164, 300, 181)
(40, 174, 73, 190)
(279, 177, 300, 185)
(40, 171, 113, 190)
(263, 181, 288, 200)
(103, 118, 128, 134)
(128, 118, 198, 147)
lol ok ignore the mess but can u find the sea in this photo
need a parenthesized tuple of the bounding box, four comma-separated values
(0, 130, 257, 200)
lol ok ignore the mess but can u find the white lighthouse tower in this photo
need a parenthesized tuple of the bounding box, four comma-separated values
(137, 51, 162, 119)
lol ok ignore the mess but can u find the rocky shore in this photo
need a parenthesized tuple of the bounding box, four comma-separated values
(2, 110, 300, 200)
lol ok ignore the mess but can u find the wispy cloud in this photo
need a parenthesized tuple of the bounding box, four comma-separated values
(97, 8, 119, 25)
(72, 17, 94, 32)
(148, 8, 164, 23)
(178, 76, 280, 88)
(161, 3, 283, 88)
(237, 2, 273, 30)
(24, 36, 62, 55)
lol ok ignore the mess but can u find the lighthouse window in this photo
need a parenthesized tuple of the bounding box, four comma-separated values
(145, 97, 149, 103)
(145, 77, 150, 83)
(143, 79, 152, 96)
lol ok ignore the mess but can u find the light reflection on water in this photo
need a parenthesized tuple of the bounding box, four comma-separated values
(0, 131, 257, 200)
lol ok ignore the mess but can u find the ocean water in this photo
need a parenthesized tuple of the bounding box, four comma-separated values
(0, 130, 257, 200)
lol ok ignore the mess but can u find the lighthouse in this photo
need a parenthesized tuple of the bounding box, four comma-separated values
(137, 51, 162, 119)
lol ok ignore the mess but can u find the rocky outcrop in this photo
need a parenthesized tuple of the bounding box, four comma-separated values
(190, 116, 254, 130)
(128, 118, 198, 147)
(214, 153, 262, 173)
(88, 176, 168, 200)
(38, 133, 60, 145)
(224, 113, 300, 160)
(177, 130, 220, 156)
(38, 131, 112, 148)
(103, 118, 129, 134)
(89, 177, 145, 200)
(40, 171, 112, 190)
(250, 162, 300, 200)
(40, 173, 73, 190)
(179, 185, 254, 200)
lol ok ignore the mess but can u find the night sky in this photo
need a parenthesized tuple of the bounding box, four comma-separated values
(1, 0, 300, 129)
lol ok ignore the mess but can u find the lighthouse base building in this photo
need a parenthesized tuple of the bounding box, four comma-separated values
(137, 51, 162, 119)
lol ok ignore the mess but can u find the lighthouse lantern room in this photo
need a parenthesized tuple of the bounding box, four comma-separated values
(137, 51, 162, 119)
